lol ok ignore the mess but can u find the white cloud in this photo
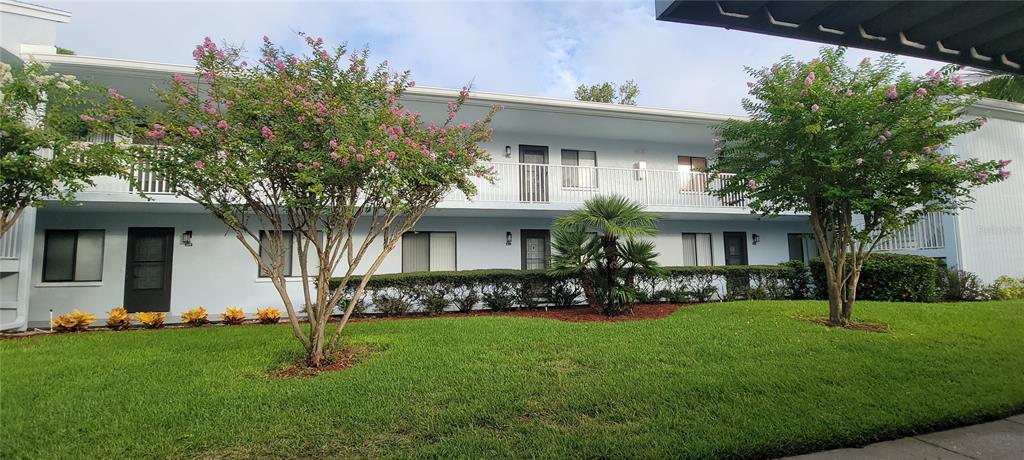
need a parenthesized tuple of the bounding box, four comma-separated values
(43, 0, 950, 115)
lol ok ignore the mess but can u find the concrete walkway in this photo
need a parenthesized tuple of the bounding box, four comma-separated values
(786, 414, 1024, 460)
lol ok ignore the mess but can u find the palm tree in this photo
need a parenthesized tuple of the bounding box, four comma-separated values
(551, 195, 660, 315)
(965, 68, 1024, 103)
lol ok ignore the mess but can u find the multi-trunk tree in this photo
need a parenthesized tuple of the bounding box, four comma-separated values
(86, 36, 498, 366)
(0, 60, 128, 237)
(709, 47, 1011, 327)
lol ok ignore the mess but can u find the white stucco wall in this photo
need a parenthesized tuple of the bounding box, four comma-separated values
(27, 208, 809, 322)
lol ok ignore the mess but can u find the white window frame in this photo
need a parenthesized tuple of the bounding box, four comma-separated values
(42, 229, 105, 282)
(402, 231, 457, 273)
(561, 149, 598, 190)
(681, 232, 713, 267)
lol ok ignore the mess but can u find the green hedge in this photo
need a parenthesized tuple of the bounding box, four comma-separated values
(328, 264, 809, 316)
(809, 253, 938, 302)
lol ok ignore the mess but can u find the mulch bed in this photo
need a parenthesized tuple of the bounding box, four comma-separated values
(804, 316, 890, 333)
(271, 346, 374, 378)
(351, 304, 683, 324)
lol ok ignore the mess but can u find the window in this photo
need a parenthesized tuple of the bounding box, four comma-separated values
(681, 233, 713, 266)
(259, 230, 293, 277)
(678, 156, 708, 192)
(561, 149, 598, 189)
(42, 230, 104, 282)
(787, 233, 819, 264)
(402, 232, 456, 272)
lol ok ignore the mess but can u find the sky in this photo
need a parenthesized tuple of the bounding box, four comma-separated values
(44, 0, 945, 116)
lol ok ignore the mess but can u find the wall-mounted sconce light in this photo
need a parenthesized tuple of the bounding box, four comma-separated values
(752, 234, 760, 245)
(505, 145, 512, 158)
(506, 231, 513, 246)
(181, 230, 193, 246)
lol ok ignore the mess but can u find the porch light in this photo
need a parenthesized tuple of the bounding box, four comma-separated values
(181, 230, 193, 247)
(506, 231, 513, 245)
(752, 234, 760, 245)
(505, 145, 512, 157)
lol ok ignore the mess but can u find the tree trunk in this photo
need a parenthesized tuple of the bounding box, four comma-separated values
(308, 320, 327, 367)
(826, 277, 847, 327)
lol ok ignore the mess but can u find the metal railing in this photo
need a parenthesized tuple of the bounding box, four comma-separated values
(0, 218, 23, 259)
(79, 161, 746, 209)
(876, 212, 946, 251)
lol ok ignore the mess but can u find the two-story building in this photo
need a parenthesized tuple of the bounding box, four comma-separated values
(1, 1, 1021, 330)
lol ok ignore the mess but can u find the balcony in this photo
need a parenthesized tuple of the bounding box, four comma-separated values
(77, 162, 748, 211)
(876, 212, 946, 251)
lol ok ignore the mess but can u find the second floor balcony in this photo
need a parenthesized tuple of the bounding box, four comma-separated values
(78, 162, 749, 212)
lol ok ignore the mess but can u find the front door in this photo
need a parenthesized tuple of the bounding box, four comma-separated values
(521, 230, 551, 270)
(519, 145, 549, 202)
(124, 227, 174, 312)
(723, 231, 749, 295)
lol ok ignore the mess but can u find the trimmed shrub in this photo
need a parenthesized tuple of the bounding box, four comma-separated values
(988, 276, 1024, 300)
(810, 253, 939, 302)
(136, 312, 166, 329)
(420, 286, 450, 316)
(52, 310, 96, 332)
(548, 277, 582, 308)
(257, 308, 281, 324)
(181, 307, 209, 327)
(451, 283, 480, 312)
(105, 307, 132, 331)
(483, 283, 515, 311)
(220, 307, 246, 325)
(778, 260, 812, 299)
(938, 268, 987, 301)
(374, 294, 412, 316)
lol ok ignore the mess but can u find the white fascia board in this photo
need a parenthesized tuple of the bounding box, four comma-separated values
(0, 0, 71, 23)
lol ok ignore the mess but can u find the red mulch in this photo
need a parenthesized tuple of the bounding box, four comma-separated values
(271, 346, 373, 378)
(351, 304, 683, 324)
(804, 316, 890, 333)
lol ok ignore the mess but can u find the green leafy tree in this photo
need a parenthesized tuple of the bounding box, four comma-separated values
(0, 60, 127, 236)
(574, 79, 639, 105)
(550, 195, 660, 315)
(964, 67, 1024, 103)
(708, 47, 1011, 326)
(91, 36, 498, 367)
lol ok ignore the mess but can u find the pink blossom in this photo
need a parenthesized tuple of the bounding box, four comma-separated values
(316, 102, 327, 117)
(194, 160, 204, 169)
(329, 140, 338, 149)
(884, 149, 893, 160)
(712, 137, 721, 145)
(998, 170, 1011, 179)
(952, 74, 964, 88)
(340, 157, 349, 165)
(79, 114, 94, 122)
(275, 61, 285, 72)
(172, 74, 189, 84)
(192, 46, 204, 59)
(187, 126, 202, 138)
(886, 85, 898, 100)
(915, 87, 928, 97)
(216, 120, 228, 130)
(355, 153, 365, 161)
(107, 88, 126, 100)
(348, 145, 356, 153)
(448, 150, 456, 158)
(855, 158, 864, 165)
(976, 118, 987, 127)
(810, 104, 820, 112)
(878, 135, 887, 144)
(303, 142, 310, 149)
(922, 146, 932, 154)
(975, 172, 989, 181)
(845, 89, 853, 97)
(747, 179, 756, 190)
(714, 147, 722, 154)
(261, 126, 274, 140)
(387, 151, 396, 160)
(289, 56, 298, 65)
(409, 80, 416, 87)
(296, 162, 304, 169)
(263, 35, 270, 42)
(860, 57, 870, 66)
(311, 161, 320, 168)
(329, 151, 339, 160)
(746, 81, 754, 88)
(178, 96, 189, 105)
(998, 159, 1012, 167)
(804, 72, 815, 86)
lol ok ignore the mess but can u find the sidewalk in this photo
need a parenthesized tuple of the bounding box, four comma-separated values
(786, 414, 1024, 460)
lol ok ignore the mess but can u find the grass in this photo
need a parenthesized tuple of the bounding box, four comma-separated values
(2, 300, 1023, 459)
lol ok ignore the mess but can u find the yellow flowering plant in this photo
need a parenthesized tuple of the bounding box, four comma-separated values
(220, 307, 246, 325)
(105, 307, 132, 331)
(52, 309, 96, 332)
(135, 311, 166, 329)
(181, 307, 209, 327)
(256, 307, 281, 324)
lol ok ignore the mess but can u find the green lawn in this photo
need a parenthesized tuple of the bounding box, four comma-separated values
(2, 300, 1023, 459)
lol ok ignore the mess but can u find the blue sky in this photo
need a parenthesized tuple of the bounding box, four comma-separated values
(46, 0, 944, 115)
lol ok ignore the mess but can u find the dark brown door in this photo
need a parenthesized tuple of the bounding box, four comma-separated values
(519, 145, 549, 202)
(521, 230, 550, 270)
(723, 231, 749, 296)
(124, 227, 174, 312)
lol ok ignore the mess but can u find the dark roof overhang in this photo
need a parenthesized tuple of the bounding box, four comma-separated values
(655, 1, 1024, 74)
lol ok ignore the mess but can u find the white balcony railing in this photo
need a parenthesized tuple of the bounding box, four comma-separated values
(0, 218, 23, 260)
(877, 212, 946, 251)
(80, 162, 746, 209)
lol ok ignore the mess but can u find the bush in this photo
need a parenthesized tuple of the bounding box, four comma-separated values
(181, 307, 209, 327)
(778, 260, 812, 299)
(374, 294, 412, 316)
(548, 277, 582, 308)
(135, 312, 166, 329)
(220, 307, 246, 325)
(482, 283, 515, 311)
(52, 309, 96, 332)
(451, 283, 480, 312)
(420, 287, 450, 316)
(810, 253, 938, 302)
(105, 307, 132, 331)
(988, 276, 1024, 300)
(938, 268, 987, 301)
(256, 308, 281, 324)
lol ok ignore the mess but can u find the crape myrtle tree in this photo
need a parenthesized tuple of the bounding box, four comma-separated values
(88, 36, 498, 366)
(708, 47, 1011, 327)
(0, 60, 128, 236)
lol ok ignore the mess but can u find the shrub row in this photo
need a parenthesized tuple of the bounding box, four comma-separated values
(809, 253, 939, 302)
(329, 264, 809, 316)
